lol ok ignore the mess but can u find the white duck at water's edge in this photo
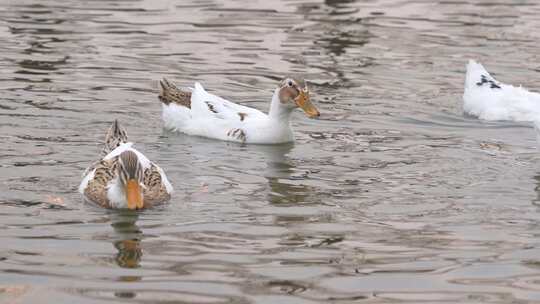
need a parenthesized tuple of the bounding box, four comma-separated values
(158, 77, 320, 144)
(463, 60, 540, 121)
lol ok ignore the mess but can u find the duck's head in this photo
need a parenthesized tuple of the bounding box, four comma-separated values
(278, 77, 320, 118)
(117, 150, 144, 210)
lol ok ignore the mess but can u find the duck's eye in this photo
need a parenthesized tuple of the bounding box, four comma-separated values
(287, 80, 293, 87)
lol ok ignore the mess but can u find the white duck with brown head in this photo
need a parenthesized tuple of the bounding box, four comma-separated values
(158, 77, 320, 144)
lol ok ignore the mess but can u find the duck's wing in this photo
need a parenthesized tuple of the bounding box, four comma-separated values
(80, 158, 118, 208)
(463, 60, 540, 121)
(463, 60, 504, 119)
(465, 60, 502, 91)
(142, 163, 173, 207)
(190, 82, 267, 122)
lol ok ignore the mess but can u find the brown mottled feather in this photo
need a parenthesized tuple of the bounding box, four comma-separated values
(102, 120, 128, 156)
(159, 78, 192, 108)
(84, 158, 117, 208)
(142, 164, 171, 207)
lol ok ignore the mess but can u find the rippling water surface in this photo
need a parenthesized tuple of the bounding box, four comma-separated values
(3, 0, 540, 303)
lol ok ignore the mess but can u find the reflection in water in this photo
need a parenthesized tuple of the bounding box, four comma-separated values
(533, 174, 540, 207)
(254, 144, 319, 206)
(267, 174, 318, 205)
(294, 0, 371, 89)
(325, 0, 356, 6)
(115, 239, 142, 269)
(17, 57, 68, 73)
(109, 211, 142, 299)
(110, 211, 142, 269)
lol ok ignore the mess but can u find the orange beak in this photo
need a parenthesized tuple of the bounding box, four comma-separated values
(295, 89, 320, 118)
(125, 179, 143, 210)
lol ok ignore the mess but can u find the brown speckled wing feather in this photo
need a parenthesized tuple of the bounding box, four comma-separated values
(142, 164, 171, 207)
(159, 78, 192, 108)
(101, 120, 128, 156)
(83, 158, 118, 208)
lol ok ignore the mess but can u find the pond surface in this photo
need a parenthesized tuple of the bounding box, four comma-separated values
(2, 0, 540, 303)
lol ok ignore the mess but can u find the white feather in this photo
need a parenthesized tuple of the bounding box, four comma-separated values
(103, 142, 151, 169)
(463, 60, 540, 121)
(79, 169, 95, 194)
(106, 177, 128, 209)
(162, 103, 191, 131)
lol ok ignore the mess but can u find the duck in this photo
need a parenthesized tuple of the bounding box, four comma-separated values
(79, 120, 173, 210)
(157, 77, 320, 144)
(463, 59, 540, 121)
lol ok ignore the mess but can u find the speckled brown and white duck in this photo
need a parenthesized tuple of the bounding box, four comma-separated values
(158, 77, 320, 144)
(79, 120, 173, 210)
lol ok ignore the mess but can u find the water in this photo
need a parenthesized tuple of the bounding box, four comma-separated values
(2, 0, 540, 302)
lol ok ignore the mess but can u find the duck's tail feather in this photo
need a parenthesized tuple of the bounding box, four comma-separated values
(158, 78, 192, 108)
(102, 119, 128, 156)
(465, 60, 502, 90)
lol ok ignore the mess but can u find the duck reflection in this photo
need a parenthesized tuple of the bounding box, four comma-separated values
(109, 211, 142, 269)
(533, 173, 540, 207)
(325, 0, 356, 6)
(107, 211, 144, 299)
(297, 0, 370, 58)
(7, 3, 70, 82)
(251, 143, 319, 206)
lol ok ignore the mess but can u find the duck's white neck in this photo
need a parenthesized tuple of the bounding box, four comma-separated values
(268, 89, 293, 121)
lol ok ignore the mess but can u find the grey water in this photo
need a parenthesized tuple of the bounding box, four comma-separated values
(2, 0, 540, 303)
